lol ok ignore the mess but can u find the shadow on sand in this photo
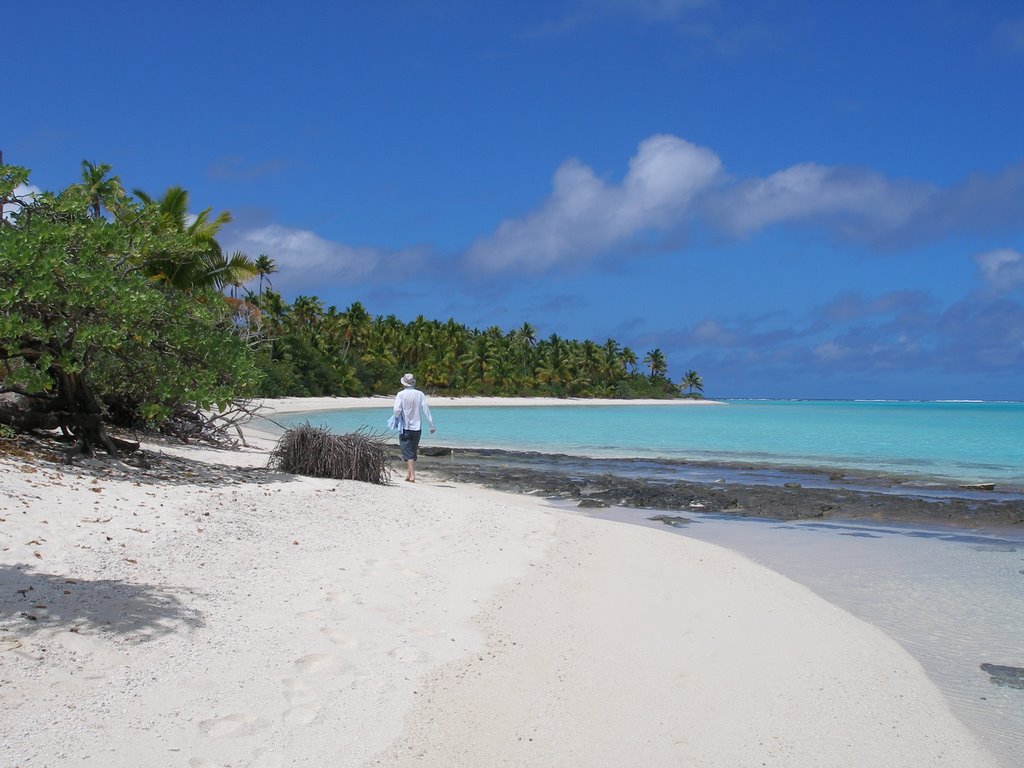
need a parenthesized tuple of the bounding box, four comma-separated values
(1, 564, 204, 641)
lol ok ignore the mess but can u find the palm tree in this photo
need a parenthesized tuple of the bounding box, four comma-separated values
(643, 348, 667, 379)
(211, 250, 258, 296)
(621, 347, 638, 375)
(290, 295, 324, 330)
(254, 254, 277, 295)
(337, 301, 372, 359)
(77, 160, 124, 219)
(133, 185, 235, 292)
(681, 370, 704, 398)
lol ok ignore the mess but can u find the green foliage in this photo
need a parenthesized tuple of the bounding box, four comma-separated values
(0, 163, 259, 434)
(243, 291, 701, 400)
(681, 369, 704, 398)
(0, 160, 704, 420)
(264, 333, 342, 397)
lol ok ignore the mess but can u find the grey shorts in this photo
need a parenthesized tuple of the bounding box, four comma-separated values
(399, 429, 422, 461)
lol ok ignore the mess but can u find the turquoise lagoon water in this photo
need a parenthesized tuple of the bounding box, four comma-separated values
(278, 400, 1024, 491)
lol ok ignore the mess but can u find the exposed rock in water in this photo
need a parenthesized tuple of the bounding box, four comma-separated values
(961, 483, 996, 491)
(648, 515, 692, 528)
(409, 446, 1024, 527)
(980, 663, 1024, 689)
(578, 498, 609, 508)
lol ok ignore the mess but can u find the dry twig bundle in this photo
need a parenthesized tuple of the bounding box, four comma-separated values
(161, 399, 262, 448)
(268, 423, 393, 484)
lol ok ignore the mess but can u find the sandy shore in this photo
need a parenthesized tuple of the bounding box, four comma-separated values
(0, 402, 1002, 767)
(254, 394, 725, 417)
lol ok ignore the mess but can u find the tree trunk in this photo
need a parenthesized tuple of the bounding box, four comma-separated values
(51, 369, 123, 456)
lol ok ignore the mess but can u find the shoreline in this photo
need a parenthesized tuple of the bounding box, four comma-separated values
(253, 397, 1024, 528)
(410, 445, 1024, 529)
(252, 394, 726, 421)
(0, 419, 1006, 766)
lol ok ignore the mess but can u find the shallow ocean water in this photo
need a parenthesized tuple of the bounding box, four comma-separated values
(283, 400, 1024, 491)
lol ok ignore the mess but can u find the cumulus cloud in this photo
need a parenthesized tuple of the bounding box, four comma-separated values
(973, 248, 1024, 292)
(465, 134, 721, 272)
(925, 163, 1024, 237)
(224, 223, 429, 292)
(707, 156, 1024, 247)
(710, 164, 934, 239)
(465, 134, 1024, 275)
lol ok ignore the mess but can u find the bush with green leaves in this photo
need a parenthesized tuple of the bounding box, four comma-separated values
(0, 163, 259, 451)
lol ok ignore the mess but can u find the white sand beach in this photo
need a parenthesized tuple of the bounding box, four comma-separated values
(253, 395, 726, 417)
(0, 397, 1002, 767)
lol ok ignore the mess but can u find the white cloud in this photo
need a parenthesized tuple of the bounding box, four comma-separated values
(226, 224, 428, 292)
(466, 134, 721, 272)
(464, 134, 1024, 275)
(689, 319, 738, 345)
(2, 183, 40, 221)
(813, 341, 851, 362)
(711, 163, 933, 237)
(599, 0, 712, 21)
(973, 248, 1024, 292)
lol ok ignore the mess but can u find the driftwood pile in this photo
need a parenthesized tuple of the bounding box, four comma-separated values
(268, 423, 393, 485)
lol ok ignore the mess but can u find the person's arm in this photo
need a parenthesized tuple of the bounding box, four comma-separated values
(421, 395, 435, 433)
(394, 392, 403, 418)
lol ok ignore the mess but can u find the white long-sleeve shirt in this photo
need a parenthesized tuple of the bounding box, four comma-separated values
(393, 388, 434, 431)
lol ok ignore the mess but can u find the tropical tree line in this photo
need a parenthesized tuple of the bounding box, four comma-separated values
(0, 160, 705, 451)
(244, 288, 703, 400)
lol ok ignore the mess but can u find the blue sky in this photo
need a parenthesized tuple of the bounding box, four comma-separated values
(9, 1, 1024, 399)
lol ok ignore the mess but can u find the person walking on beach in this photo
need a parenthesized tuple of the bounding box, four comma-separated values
(393, 373, 435, 483)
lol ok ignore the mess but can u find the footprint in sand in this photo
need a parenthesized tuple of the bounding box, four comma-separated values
(326, 591, 353, 605)
(197, 712, 264, 738)
(281, 677, 317, 704)
(293, 652, 355, 677)
(294, 652, 334, 673)
(524, 527, 553, 543)
(320, 626, 358, 649)
(362, 557, 397, 577)
(400, 541, 427, 558)
(282, 702, 318, 725)
(388, 646, 423, 663)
